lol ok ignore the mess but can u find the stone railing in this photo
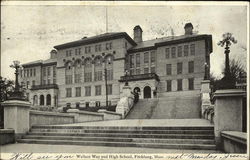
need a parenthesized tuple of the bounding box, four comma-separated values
(200, 80, 212, 118)
(203, 105, 214, 124)
(221, 131, 247, 153)
(30, 110, 74, 127)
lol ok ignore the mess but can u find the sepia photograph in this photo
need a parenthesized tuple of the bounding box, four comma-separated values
(0, 1, 249, 160)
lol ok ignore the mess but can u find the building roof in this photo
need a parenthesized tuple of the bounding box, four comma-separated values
(128, 34, 213, 53)
(54, 32, 137, 50)
(22, 59, 56, 68)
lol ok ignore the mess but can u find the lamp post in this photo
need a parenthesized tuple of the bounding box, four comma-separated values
(9, 61, 26, 101)
(217, 32, 237, 89)
(104, 57, 111, 108)
(124, 70, 129, 86)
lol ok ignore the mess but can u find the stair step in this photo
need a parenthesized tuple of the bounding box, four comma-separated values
(28, 132, 214, 139)
(31, 125, 214, 131)
(22, 135, 215, 144)
(17, 139, 216, 150)
(30, 129, 214, 134)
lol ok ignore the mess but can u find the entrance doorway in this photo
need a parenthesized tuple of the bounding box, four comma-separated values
(143, 86, 151, 99)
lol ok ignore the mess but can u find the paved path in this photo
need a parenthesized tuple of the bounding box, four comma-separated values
(54, 119, 213, 127)
(1, 143, 221, 153)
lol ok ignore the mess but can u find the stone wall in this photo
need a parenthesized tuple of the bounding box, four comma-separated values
(0, 129, 15, 145)
(29, 110, 74, 127)
(221, 131, 247, 153)
(98, 109, 122, 120)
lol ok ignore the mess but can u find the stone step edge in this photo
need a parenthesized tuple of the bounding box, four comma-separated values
(22, 135, 215, 142)
(17, 139, 216, 150)
(31, 126, 214, 130)
(30, 129, 214, 133)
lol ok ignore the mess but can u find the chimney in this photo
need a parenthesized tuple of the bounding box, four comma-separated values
(133, 25, 143, 43)
(50, 49, 57, 59)
(184, 23, 193, 35)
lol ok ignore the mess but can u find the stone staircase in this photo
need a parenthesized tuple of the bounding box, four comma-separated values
(17, 125, 216, 150)
(126, 99, 159, 119)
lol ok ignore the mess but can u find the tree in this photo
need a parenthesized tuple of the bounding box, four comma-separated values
(0, 76, 14, 128)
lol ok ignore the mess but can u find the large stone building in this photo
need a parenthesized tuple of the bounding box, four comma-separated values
(19, 23, 212, 110)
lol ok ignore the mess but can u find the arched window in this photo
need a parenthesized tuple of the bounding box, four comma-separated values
(65, 61, 73, 84)
(143, 86, 151, 99)
(33, 95, 38, 105)
(94, 56, 103, 81)
(40, 95, 44, 105)
(74, 59, 82, 83)
(105, 55, 113, 81)
(84, 58, 92, 82)
(46, 94, 51, 106)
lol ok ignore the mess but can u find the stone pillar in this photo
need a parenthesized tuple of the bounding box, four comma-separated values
(37, 95, 40, 106)
(213, 89, 246, 149)
(2, 100, 31, 138)
(200, 80, 211, 117)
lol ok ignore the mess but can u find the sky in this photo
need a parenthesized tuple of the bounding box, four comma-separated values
(1, 2, 248, 80)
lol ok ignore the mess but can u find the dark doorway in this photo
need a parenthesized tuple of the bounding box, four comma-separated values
(143, 86, 151, 99)
(46, 94, 51, 106)
(134, 87, 140, 93)
(40, 95, 44, 105)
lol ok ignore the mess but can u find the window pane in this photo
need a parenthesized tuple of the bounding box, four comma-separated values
(178, 46, 182, 57)
(189, 78, 194, 90)
(167, 80, 171, 92)
(144, 52, 149, 63)
(190, 44, 195, 55)
(188, 61, 194, 73)
(165, 48, 170, 59)
(177, 79, 182, 91)
(171, 47, 176, 58)
(177, 62, 183, 74)
(151, 51, 156, 63)
(136, 54, 140, 67)
(144, 68, 149, 74)
(184, 45, 189, 56)
(166, 64, 171, 75)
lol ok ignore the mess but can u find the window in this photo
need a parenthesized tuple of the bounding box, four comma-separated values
(177, 79, 182, 91)
(85, 46, 91, 53)
(24, 70, 26, 77)
(177, 62, 183, 74)
(144, 68, 149, 74)
(30, 69, 33, 77)
(95, 44, 101, 52)
(66, 50, 72, 57)
(34, 68, 36, 76)
(151, 67, 155, 73)
(43, 68, 46, 76)
(188, 78, 194, 90)
(43, 80, 46, 85)
(66, 75, 73, 84)
(178, 46, 182, 57)
(136, 54, 140, 67)
(66, 103, 71, 108)
(106, 69, 113, 81)
(47, 79, 50, 84)
(188, 61, 194, 73)
(75, 74, 81, 83)
(107, 84, 112, 95)
(165, 48, 170, 59)
(66, 88, 72, 97)
(129, 55, 134, 68)
(84, 72, 92, 82)
(171, 47, 176, 58)
(26, 81, 29, 88)
(106, 42, 112, 50)
(184, 45, 189, 56)
(166, 80, 172, 92)
(130, 69, 135, 75)
(95, 85, 102, 96)
(95, 101, 101, 107)
(136, 69, 140, 74)
(95, 71, 103, 81)
(166, 64, 172, 75)
(85, 102, 89, 108)
(75, 48, 81, 55)
(75, 87, 81, 97)
(125, 42, 127, 49)
(20, 70, 23, 78)
(76, 102, 80, 108)
(151, 51, 156, 63)
(47, 67, 51, 76)
(53, 78, 56, 84)
(53, 66, 56, 77)
(190, 44, 195, 55)
(144, 52, 149, 63)
(85, 86, 91, 96)
(27, 69, 29, 77)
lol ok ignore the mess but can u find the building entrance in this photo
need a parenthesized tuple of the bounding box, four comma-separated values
(143, 86, 151, 99)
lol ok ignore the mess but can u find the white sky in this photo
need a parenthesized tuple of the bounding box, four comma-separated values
(1, 2, 248, 80)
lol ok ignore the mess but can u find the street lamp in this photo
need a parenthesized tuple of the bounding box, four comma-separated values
(124, 69, 129, 86)
(104, 57, 111, 108)
(9, 61, 26, 101)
